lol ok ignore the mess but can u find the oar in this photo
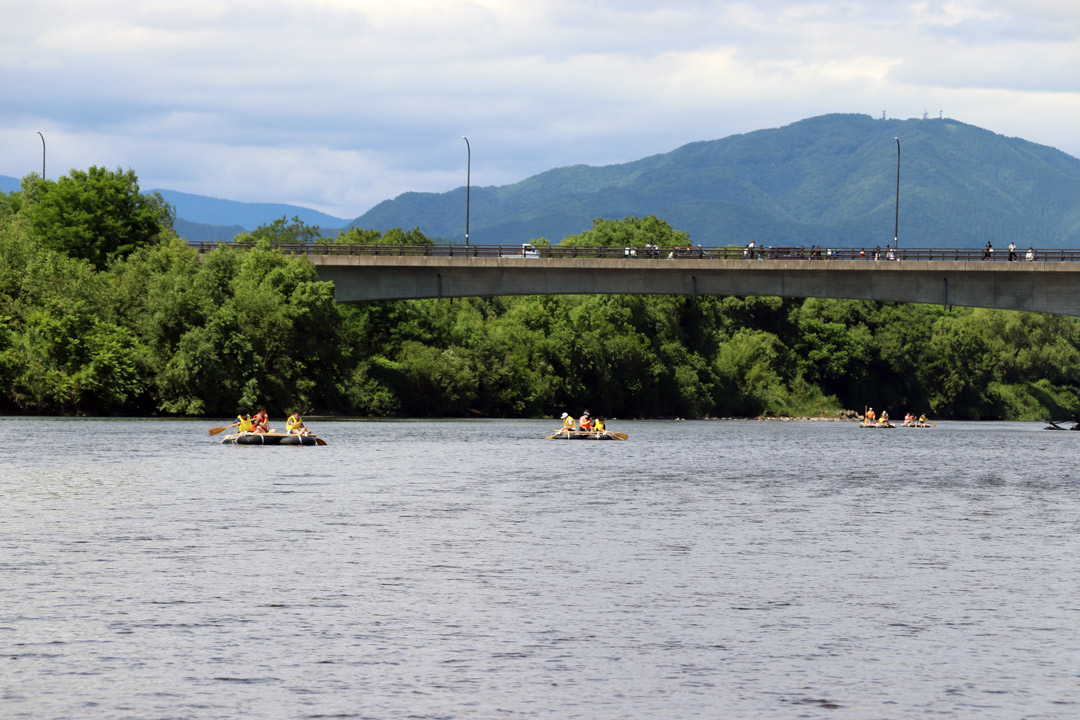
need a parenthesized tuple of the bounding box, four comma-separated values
(311, 435, 328, 446)
(611, 432, 628, 440)
(546, 429, 568, 439)
(209, 424, 234, 436)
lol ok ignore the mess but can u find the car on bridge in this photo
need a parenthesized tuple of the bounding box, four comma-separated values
(501, 243, 541, 258)
(666, 246, 711, 259)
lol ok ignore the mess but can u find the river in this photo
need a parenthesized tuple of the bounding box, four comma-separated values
(2, 417, 1079, 719)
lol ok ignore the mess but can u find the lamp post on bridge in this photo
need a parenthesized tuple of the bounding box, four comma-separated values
(36, 131, 46, 179)
(462, 136, 470, 246)
(894, 136, 900, 250)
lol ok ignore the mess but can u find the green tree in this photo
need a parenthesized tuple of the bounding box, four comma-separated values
(239, 216, 322, 244)
(150, 244, 345, 416)
(713, 328, 795, 416)
(334, 226, 434, 245)
(918, 314, 1000, 418)
(335, 226, 383, 244)
(23, 167, 173, 270)
(562, 215, 691, 248)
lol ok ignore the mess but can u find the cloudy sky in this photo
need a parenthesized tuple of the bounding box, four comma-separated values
(2, 0, 1078, 220)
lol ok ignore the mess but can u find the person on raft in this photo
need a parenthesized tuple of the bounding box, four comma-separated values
(560, 412, 576, 431)
(286, 411, 309, 435)
(226, 412, 254, 433)
(578, 411, 593, 431)
(252, 406, 271, 433)
(594, 416, 606, 431)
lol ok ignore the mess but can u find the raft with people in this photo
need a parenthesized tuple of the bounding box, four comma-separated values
(546, 429, 628, 441)
(548, 410, 627, 440)
(209, 408, 326, 445)
(899, 413, 935, 428)
(860, 407, 894, 428)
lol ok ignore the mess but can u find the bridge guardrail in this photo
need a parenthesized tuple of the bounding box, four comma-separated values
(186, 242, 1080, 263)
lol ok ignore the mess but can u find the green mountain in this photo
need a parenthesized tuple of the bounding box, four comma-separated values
(351, 113, 1080, 248)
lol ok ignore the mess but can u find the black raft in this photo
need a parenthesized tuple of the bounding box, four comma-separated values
(221, 432, 320, 446)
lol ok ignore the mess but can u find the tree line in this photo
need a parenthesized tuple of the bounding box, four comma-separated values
(3, 167, 1080, 420)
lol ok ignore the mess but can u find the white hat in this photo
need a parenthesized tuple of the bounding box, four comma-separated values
(560, 412, 568, 418)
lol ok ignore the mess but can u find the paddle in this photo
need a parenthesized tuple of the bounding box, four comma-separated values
(311, 435, 328, 446)
(209, 424, 234, 436)
(612, 432, 628, 440)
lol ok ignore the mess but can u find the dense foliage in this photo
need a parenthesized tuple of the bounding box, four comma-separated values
(21, 168, 173, 270)
(4, 174, 1080, 421)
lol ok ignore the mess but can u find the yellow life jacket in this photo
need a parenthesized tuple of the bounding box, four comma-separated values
(237, 414, 253, 432)
(563, 416, 575, 429)
(286, 414, 303, 432)
(595, 419, 605, 431)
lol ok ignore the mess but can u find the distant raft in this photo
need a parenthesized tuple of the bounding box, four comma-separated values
(546, 429, 628, 441)
(222, 432, 320, 446)
(859, 422, 896, 429)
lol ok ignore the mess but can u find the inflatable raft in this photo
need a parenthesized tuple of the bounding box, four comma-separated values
(221, 432, 320, 446)
(546, 429, 627, 441)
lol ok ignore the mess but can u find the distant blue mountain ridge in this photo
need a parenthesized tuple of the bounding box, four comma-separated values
(0, 175, 350, 241)
(151, 190, 350, 232)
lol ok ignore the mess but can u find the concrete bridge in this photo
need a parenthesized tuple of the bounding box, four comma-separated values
(304, 250, 1080, 316)
(190, 243, 1080, 315)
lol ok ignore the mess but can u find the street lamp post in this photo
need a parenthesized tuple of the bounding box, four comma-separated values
(462, 136, 470, 246)
(894, 136, 900, 249)
(36, 131, 46, 179)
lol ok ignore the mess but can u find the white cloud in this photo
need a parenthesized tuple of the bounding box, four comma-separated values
(1, 0, 1078, 218)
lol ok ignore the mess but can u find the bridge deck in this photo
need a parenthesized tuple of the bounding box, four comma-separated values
(309, 255, 1078, 316)
(189, 243, 1080, 315)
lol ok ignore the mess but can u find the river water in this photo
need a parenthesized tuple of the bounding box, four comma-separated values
(2, 417, 1079, 719)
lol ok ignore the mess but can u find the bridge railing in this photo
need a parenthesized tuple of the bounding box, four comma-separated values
(185, 241, 1080, 263)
